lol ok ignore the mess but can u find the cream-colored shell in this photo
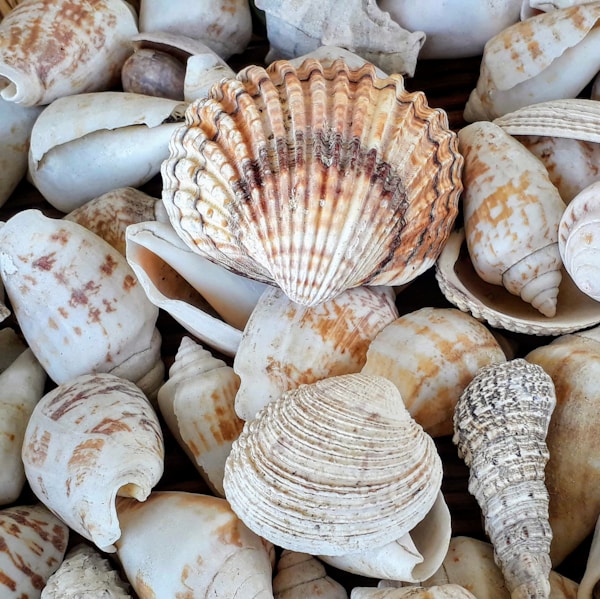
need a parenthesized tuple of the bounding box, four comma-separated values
(0, 0, 21, 19)
(234, 285, 399, 421)
(157, 336, 244, 496)
(115, 491, 274, 598)
(224, 373, 442, 556)
(580, 514, 600, 599)
(0, 0, 138, 106)
(458, 121, 566, 317)
(22, 372, 164, 553)
(453, 359, 556, 599)
(351, 585, 477, 599)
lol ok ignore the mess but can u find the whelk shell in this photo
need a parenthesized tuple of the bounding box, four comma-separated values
(161, 57, 463, 307)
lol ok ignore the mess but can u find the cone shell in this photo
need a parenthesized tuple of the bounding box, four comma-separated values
(224, 372, 443, 556)
(453, 359, 556, 599)
(161, 57, 463, 307)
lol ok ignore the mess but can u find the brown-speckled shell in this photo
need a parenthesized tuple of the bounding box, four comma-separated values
(161, 57, 463, 307)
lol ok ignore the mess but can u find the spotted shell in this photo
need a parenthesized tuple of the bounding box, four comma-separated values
(161, 57, 463, 307)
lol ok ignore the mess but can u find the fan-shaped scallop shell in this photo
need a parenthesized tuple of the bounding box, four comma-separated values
(161, 57, 463, 306)
(223, 372, 443, 556)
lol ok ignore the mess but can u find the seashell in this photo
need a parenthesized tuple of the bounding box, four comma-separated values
(0, 0, 138, 106)
(0, 0, 22, 20)
(22, 372, 164, 553)
(319, 490, 451, 582)
(362, 307, 506, 437)
(435, 228, 600, 336)
(0, 347, 46, 505)
(157, 336, 244, 496)
(525, 326, 600, 565)
(557, 181, 600, 301)
(255, 0, 425, 76)
(453, 359, 556, 599)
(464, 4, 600, 122)
(351, 584, 478, 599)
(64, 187, 161, 256)
(138, 0, 252, 59)
(161, 58, 463, 307)
(521, 0, 594, 19)
(0, 97, 42, 206)
(224, 372, 443, 556)
(0, 272, 9, 323)
(458, 121, 566, 318)
(41, 543, 132, 599)
(580, 514, 600, 599)
(115, 491, 274, 598)
(125, 218, 267, 354)
(0, 209, 164, 396)
(0, 503, 69, 597)
(377, 0, 522, 59)
(273, 550, 348, 599)
(233, 284, 399, 421)
(28, 91, 186, 213)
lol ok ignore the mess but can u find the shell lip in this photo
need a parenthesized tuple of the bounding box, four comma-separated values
(0, 64, 43, 106)
(435, 228, 600, 336)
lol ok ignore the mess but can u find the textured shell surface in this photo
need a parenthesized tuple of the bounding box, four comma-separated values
(0, 0, 138, 106)
(0, 503, 69, 597)
(115, 491, 274, 599)
(162, 57, 463, 307)
(157, 336, 244, 496)
(21, 372, 165, 553)
(453, 359, 556, 599)
(233, 284, 399, 421)
(351, 584, 478, 599)
(464, 3, 600, 121)
(458, 121, 566, 318)
(362, 306, 506, 437)
(223, 372, 443, 556)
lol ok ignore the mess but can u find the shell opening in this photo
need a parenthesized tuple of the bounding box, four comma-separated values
(117, 483, 147, 501)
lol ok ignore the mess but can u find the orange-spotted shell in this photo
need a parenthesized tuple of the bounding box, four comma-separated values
(161, 57, 463, 306)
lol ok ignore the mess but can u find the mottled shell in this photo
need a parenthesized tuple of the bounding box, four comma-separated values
(115, 491, 274, 599)
(224, 373, 443, 556)
(362, 307, 506, 437)
(233, 285, 399, 421)
(0, 0, 138, 106)
(22, 373, 164, 553)
(458, 121, 566, 318)
(161, 57, 463, 307)
(453, 359, 556, 599)
(351, 585, 478, 599)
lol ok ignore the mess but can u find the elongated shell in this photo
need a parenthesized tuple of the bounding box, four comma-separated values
(0, 0, 138, 106)
(224, 373, 443, 556)
(453, 359, 556, 599)
(351, 585, 478, 599)
(458, 121, 566, 317)
(157, 336, 244, 496)
(115, 491, 274, 599)
(22, 373, 164, 553)
(234, 285, 399, 421)
(161, 57, 463, 307)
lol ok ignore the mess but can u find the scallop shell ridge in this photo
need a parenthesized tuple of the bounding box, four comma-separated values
(162, 57, 463, 306)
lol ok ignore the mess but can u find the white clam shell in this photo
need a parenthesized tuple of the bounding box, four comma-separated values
(115, 491, 274, 598)
(28, 92, 186, 212)
(351, 585, 478, 599)
(22, 372, 165, 553)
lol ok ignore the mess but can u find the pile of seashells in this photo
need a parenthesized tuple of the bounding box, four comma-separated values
(3, 0, 600, 597)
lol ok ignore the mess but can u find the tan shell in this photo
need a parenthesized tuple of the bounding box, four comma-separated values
(223, 372, 443, 556)
(351, 585, 478, 599)
(233, 284, 399, 421)
(0, 0, 21, 19)
(161, 57, 463, 307)
(453, 359, 556, 599)
(580, 515, 600, 599)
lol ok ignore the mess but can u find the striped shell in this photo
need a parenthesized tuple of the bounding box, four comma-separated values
(161, 57, 463, 307)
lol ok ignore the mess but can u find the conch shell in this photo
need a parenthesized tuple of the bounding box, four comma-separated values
(22, 372, 165, 553)
(161, 57, 463, 307)
(453, 359, 556, 599)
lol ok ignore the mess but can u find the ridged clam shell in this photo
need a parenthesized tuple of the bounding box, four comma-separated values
(453, 359, 556, 599)
(161, 57, 463, 307)
(223, 372, 443, 556)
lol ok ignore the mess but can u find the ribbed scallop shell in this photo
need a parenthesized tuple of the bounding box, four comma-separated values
(453, 359, 556, 599)
(223, 372, 443, 556)
(161, 57, 463, 307)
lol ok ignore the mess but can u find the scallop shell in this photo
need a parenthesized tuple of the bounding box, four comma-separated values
(351, 585, 478, 599)
(453, 359, 556, 599)
(458, 121, 566, 318)
(22, 372, 165, 553)
(233, 284, 399, 421)
(223, 372, 443, 556)
(161, 57, 463, 307)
